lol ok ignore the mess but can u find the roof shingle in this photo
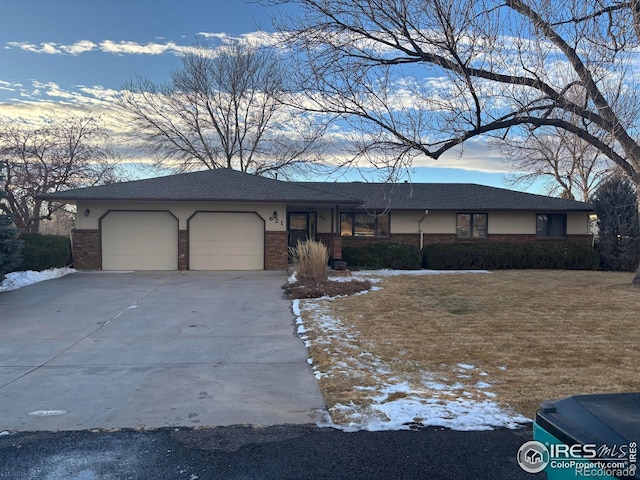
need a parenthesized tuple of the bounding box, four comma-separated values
(43, 168, 592, 211)
(293, 182, 593, 211)
(43, 169, 359, 204)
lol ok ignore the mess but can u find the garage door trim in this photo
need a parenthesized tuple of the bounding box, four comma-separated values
(187, 210, 265, 270)
(99, 209, 179, 270)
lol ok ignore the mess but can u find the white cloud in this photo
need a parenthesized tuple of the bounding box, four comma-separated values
(77, 85, 121, 102)
(415, 139, 511, 174)
(5, 39, 192, 56)
(0, 74, 510, 178)
(0, 80, 22, 92)
(3, 32, 287, 58)
(99, 40, 181, 55)
(196, 32, 229, 41)
(5, 41, 96, 55)
(196, 31, 280, 47)
(6, 41, 62, 54)
(64, 40, 97, 55)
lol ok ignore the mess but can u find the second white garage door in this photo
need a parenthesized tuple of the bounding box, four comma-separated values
(189, 212, 264, 270)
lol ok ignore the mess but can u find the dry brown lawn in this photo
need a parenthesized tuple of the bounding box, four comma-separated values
(300, 270, 640, 422)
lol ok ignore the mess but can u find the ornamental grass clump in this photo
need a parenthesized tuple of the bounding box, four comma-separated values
(284, 240, 371, 299)
(290, 239, 328, 283)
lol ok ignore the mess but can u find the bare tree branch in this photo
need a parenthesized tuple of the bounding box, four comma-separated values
(269, 0, 640, 282)
(0, 114, 120, 233)
(117, 41, 327, 177)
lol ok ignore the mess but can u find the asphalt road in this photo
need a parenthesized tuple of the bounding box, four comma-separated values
(0, 424, 543, 480)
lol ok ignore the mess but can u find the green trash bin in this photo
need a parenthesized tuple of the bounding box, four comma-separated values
(528, 392, 639, 479)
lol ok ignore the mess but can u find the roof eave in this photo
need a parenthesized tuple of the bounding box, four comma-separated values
(41, 195, 362, 204)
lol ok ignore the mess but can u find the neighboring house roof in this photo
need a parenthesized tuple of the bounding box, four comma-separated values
(43, 168, 593, 211)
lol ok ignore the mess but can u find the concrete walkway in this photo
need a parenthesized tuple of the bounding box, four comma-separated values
(0, 271, 325, 431)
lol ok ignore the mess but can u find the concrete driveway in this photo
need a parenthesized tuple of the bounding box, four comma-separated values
(0, 271, 326, 431)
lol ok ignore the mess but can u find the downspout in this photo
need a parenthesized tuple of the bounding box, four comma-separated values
(331, 207, 335, 234)
(418, 210, 429, 250)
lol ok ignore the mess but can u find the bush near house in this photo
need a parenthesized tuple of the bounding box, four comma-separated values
(18, 233, 72, 272)
(422, 242, 600, 270)
(0, 215, 22, 279)
(343, 242, 423, 270)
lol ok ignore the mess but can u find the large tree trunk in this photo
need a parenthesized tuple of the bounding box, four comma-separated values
(633, 179, 640, 286)
(633, 264, 640, 285)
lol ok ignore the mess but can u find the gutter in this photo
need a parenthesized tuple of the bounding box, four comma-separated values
(418, 210, 429, 250)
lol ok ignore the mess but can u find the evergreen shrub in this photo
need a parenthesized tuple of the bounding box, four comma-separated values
(591, 175, 640, 271)
(342, 242, 423, 270)
(0, 215, 22, 278)
(422, 242, 600, 270)
(18, 233, 71, 272)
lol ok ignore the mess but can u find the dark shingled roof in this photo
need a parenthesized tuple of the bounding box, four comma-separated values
(43, 168, 592, 211)
(293, 182, 593, 211)
(43, 168, 360, 204)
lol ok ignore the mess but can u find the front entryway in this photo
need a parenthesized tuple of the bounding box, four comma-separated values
(288, 212, 317, 248)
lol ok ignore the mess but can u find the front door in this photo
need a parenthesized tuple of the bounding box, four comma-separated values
(288, 212, 317, 248)
(288, 212, 309, 248)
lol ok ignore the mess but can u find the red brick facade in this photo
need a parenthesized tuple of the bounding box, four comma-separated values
(342, 233, 592, 248)
(342, 233, 421, 249)
(178, 230, 188, 270)
(265, 231, 288, 270)
(70, 229, 100, 269)
(70, 227, 591, 271)
(71, 228, 290, 271)
(317, 233, 343, 259)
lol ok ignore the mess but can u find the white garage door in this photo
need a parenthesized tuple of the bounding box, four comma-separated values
(189, 212, 264, 270)
(101, 211, 178, 270)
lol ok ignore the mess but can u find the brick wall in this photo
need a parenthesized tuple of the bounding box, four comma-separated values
(422, 233, 593, 245)
(71, 229, 100, 269)
(178, 230, 188, 270)
(317, 233, 343, 259)
(342, 233, 593, 248)
(265, 231, 288, 270)
(342, 233, 421, 249)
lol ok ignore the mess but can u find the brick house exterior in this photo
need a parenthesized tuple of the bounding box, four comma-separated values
(44, 169, 594, 271)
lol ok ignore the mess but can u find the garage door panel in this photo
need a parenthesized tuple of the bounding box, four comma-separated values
(189, 212, 264, 270)
(102, 212, 178, 270)
(190, 254, 263, 270)
(103, 254, 176, 271)
(190, 238, 264, 253)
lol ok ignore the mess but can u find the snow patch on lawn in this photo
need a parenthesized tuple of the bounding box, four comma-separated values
(0, 267, 75, 292)
(296, 270, 529, 432)
(325, 381, 527, 432)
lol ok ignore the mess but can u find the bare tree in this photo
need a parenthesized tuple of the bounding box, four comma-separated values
(117, 41, 327, 178)
(497, 127, 611, 201)
(272, 0, 640, 284)
(0, 114, 119, 233)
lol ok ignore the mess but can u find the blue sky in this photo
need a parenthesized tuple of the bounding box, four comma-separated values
(0, 0, 522, 190)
